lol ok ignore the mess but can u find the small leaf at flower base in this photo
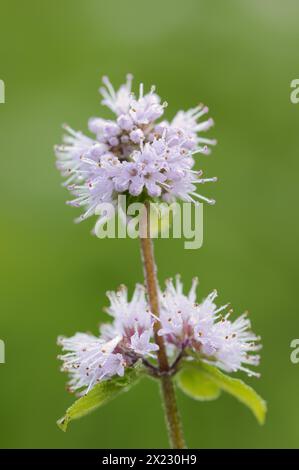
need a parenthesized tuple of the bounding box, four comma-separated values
(177, 366, 221, 401)
(57, 363, 143, 432)
(179, 361, 267, 425)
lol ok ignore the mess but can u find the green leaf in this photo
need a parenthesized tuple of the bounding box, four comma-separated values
(177, 366, 221, 401)
(179, 361, 267, 425)
(57, 363, 143, 432)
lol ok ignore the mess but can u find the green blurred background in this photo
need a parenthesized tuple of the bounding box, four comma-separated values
(0, 0, 298, 448)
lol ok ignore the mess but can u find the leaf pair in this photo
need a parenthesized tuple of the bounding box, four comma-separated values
(57, 360, 266, 431)
(176, 361, 267, 425)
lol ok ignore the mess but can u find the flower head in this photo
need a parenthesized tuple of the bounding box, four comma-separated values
(58, 334, 125, 394)
(158, 276, 261, 377)
(58, 284, 158, 395)
(55, 75, 217, 230)
(58, 276, 261, 395)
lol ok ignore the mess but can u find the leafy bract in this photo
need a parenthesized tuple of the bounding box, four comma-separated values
(57, 363, 143, 431)
(177, 361, 266, 425)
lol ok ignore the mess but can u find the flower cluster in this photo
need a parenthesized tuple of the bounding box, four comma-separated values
(58, 284, 158, 394)
(58, 276, 260, 395)
(158, 276, 260, 376)
(55, 75, 217, 227)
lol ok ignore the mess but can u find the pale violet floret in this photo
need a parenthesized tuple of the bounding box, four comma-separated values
(104, 284, 158, 357)
(55, 74, 217, 229)
(171, 105, 217, 150)
(158, 276, 261, 377)
(100, 74, 133, 115)
(58, 334, 124, 394)
(205, 313, 261, 376)
(58, 284, 158, 394)
(105, 284, 152, 333)
(58, 276, 261, 394)
(55, 125, 105, 186)
(129, 84, 166, 125)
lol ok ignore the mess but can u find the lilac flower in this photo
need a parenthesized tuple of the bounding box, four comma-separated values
(55, 74, 217, 230)
(158, 276, 261, 377)
(171, 105, 217, 150)
(104, 284, 158, 358)
(58, 335, 125, 394)
(58, 276, 261, 395)
(58, 284, 157, 394)
(100, 74, 133, 115)
(55, 125, 103, 187)
(104, 284, 154, 337)
(130, 330, 158, 357)
(206, 313, 261, 376)
(129, 84, 166, 125)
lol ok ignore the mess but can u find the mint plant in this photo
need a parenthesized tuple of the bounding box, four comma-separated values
(55, 75, 266, 448)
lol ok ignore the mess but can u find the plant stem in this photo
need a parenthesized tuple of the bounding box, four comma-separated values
(139, 202, 186, 449)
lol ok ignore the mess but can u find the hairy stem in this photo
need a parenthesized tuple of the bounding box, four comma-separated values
(139, 202, 186, 449)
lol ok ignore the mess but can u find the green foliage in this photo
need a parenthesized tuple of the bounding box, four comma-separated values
(57, 363, 143, 432)
(177, 361, 267, 425)
(177, 365, 221, 401)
